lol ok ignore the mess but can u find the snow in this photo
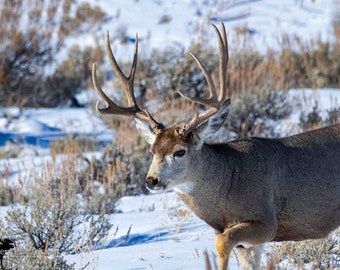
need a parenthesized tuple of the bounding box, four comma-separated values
(278, 88, 340, 136)
(71, 0, 338, 62)
(66, 192, 220, 270)
(289, 88, 340, 120)
(1, 0, 340, 269)
(0, 107, 114, 148)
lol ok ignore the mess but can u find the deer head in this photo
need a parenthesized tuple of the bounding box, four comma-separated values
(92, 23, 230, 193)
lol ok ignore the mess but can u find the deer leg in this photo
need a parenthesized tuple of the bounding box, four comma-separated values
(216, 233, 233, 270)
(215, 221, 275, 270)
(236, 245, 263, 270)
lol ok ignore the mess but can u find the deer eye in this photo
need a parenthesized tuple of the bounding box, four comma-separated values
(173, 150, 186, 158)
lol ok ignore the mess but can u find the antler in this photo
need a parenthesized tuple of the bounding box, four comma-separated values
(177, 22, 230, 137)
(92, 32, 164, 134)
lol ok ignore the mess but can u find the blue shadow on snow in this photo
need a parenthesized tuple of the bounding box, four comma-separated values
(105, 231, 170, 249)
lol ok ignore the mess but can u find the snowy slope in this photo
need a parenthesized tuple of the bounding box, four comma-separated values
(82, 0, 337, 55)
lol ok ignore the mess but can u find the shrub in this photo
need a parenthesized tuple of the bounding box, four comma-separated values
(300, 105, 323, 131)
(0, 154, 113, 269)
(80, 150, 131, 214)
(0, 239, 75, 270)
(0, 162, 27, 206)
(276, 229, 340, 269)
(326, 107, 340, 125)
(299, 102, 340, 131)
(0, 0, 69, 106)
(60, 2, 110, 36)
(82, 117, 153, 198)
(0, 0, 107, 107)
(130, 40, 217, 103)
(227, 89, 292, 138)
(30, 35, 104, 107)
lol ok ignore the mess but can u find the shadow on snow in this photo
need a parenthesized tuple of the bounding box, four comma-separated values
(104, 230, 171, 249)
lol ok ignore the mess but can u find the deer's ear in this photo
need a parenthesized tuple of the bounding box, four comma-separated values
(135, 118, 156, 145)
(193, 103, 229, 147)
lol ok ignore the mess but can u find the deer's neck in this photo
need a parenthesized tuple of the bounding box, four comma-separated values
(175, 143, 233, 232)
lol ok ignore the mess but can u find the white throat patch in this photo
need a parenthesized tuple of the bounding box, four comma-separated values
(174, 182, 195, 195)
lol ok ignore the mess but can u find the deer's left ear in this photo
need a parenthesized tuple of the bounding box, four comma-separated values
(193, 103, 230, 148)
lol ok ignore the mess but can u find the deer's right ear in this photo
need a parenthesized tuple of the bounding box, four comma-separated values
(188, 102, 229, 149)
(196, 101, 230, 139)
(135, 118, 156, 145)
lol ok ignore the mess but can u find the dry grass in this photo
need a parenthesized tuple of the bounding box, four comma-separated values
(50, 135, 97, 157)
(228, 22, 340, 95)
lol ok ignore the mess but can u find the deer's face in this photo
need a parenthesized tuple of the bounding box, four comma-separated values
(145, 127, 195, 193)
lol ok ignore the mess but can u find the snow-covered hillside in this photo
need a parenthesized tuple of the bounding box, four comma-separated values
(82, 0, 338, 52)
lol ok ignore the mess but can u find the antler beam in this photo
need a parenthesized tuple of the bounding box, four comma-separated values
(92, 32, 164, 134)
(177, 22, 230, 137)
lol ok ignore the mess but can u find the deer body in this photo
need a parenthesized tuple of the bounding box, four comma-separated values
(144, 122, 340, 269)
(174, 124, 340, 241)
(93, 23, 340, 269)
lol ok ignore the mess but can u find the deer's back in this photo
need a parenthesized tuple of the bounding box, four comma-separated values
(273, 124, 340, 240)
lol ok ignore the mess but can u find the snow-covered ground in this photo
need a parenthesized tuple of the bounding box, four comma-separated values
(1, 0, 340, 269)
(66, 192, 219, 270)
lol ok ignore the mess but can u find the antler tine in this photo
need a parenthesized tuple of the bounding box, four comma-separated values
(178, 52, 218, 106)
(178, 22, 230, 137)
(105, 31, 138, 107)
(92, 32, 164, 134)
(92, 63, 125, 114)
(212, 22, 229, 101)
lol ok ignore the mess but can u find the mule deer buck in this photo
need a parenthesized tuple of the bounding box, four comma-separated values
(92, 23, 340, 269)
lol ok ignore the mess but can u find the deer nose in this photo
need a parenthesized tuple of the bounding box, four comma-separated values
(145, 176, 160, 190)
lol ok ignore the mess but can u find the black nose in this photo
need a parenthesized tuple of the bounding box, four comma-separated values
(145, 177, 160, 190)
